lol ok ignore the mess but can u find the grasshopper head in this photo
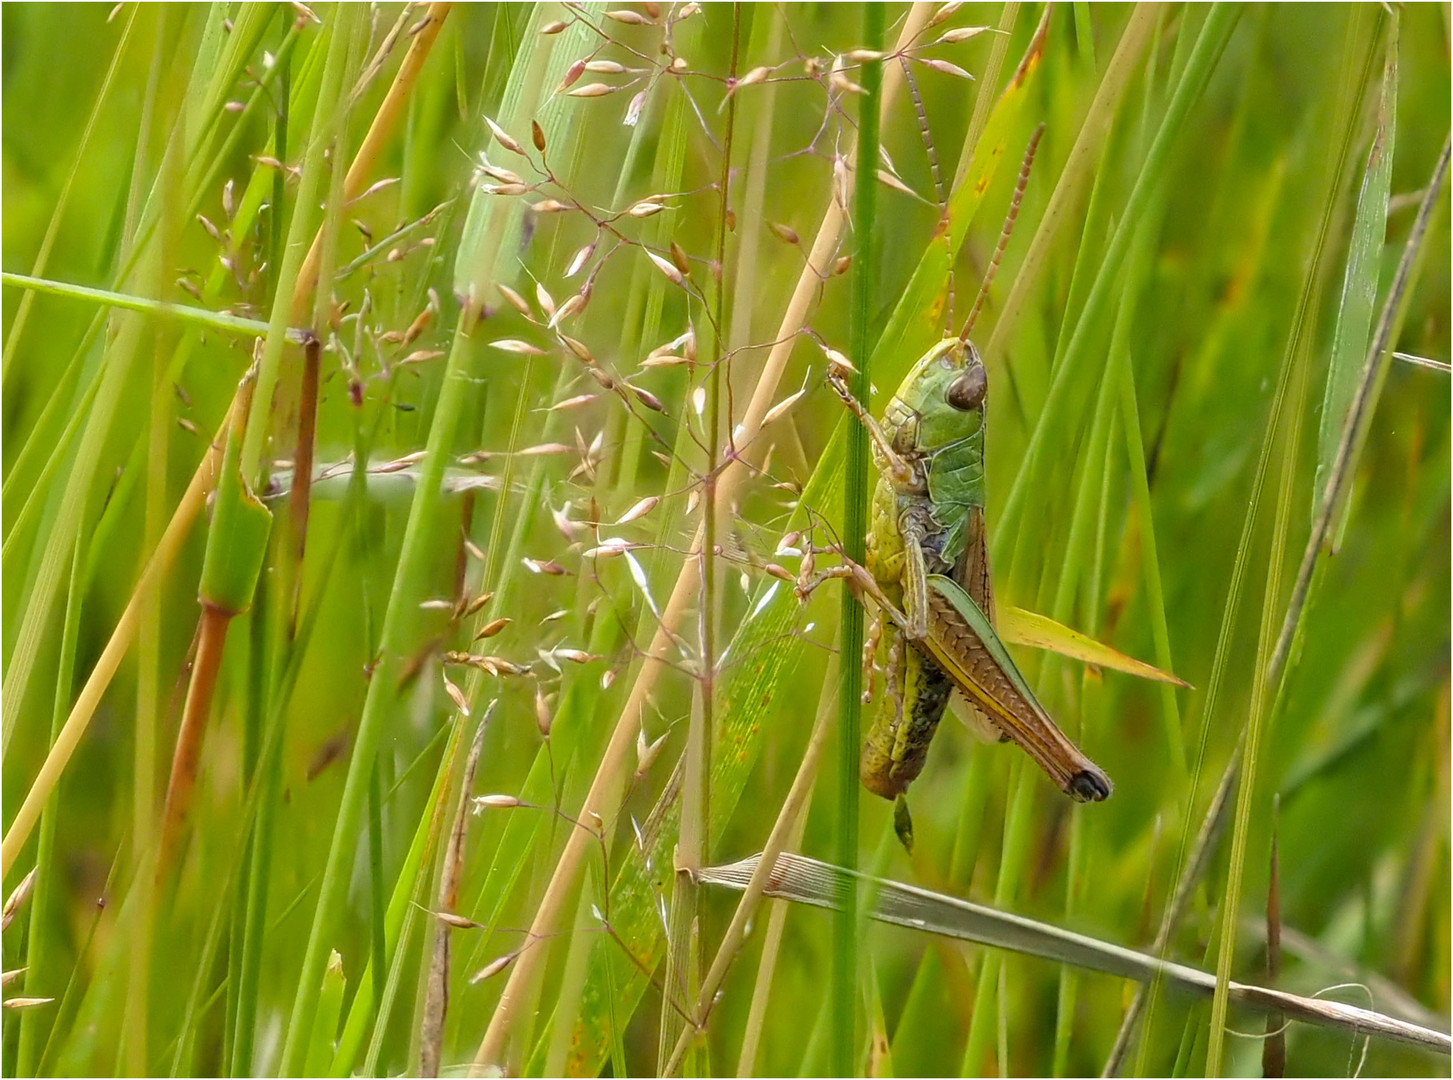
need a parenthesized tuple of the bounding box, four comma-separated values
(884, 337, 988, 456)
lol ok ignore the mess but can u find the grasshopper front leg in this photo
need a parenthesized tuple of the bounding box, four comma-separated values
(795, 552, 916, 642)
(826, 368, 914, 487)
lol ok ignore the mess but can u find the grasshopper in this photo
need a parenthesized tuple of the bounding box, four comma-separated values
(818, 127, 1111, 832)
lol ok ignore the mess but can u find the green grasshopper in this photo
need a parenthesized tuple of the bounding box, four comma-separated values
(817, 128, 1111, 833)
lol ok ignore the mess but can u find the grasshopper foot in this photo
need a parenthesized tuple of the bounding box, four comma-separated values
(892, 795, 915, 853)
(1068, 767, 1112, 802)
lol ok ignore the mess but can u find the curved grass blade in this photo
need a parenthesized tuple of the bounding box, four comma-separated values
(1315, 19, 1397, 549)
(696, 852, 1453, 1057)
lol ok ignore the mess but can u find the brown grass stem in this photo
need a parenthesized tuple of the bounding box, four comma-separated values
(419, 702, 492, 1078)
(156, 602, 233, 880)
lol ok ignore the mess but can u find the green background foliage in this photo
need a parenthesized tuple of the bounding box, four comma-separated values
(2, 4, 1448, 1077)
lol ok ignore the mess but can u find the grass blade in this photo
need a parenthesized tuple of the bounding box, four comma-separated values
(697, 852, 1452, 1057)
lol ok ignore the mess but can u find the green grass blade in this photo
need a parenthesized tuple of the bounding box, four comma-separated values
(833, 6, 884, 1075)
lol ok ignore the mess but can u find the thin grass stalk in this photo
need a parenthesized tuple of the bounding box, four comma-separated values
(1261, 797, 1285, 1079)
(606, 37, 694, 497)
(419, 704, 491, 1076)
(228, 609, 282, 1077)
(664, 649, 839, 1077)
(660, 691, 709, 1071)
(959, 754, 1031, 1076)
(13, 532, 86, 1076)
(239, 10, 354, 479)
(469, 9, 938, 1068)
(122, 11, 177, 1065)
(368, 764, 389, 1001)
(0, 275, 287, 340)
(659, 12, 742, 1066)
(0, 6, 450, 876)
(834, 6, 884, 1076)
(734, 784, 814, 1079)
(1048, 274, 1127, 1077)
(227, 26, 292, 1066)
(692, 14, 744, 1066)
(284, 4, 356, 621)
(1204, 288, 1311, 1078)
(1115, 351, 1186, 764)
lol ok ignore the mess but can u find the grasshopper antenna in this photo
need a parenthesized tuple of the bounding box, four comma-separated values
(959, 123, 1045, 343)
(899, 60, 953, 326)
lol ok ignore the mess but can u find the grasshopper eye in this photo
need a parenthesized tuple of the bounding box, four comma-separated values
(945, 367, 987, 411)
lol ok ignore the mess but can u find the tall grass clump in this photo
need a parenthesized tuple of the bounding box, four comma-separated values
(3, 4, 1448, 1077)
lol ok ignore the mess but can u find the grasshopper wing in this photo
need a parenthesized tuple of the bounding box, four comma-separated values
(924, 573, 1112, 802)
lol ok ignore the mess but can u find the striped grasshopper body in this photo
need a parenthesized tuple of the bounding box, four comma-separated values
(831, 337, 1112, 809)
